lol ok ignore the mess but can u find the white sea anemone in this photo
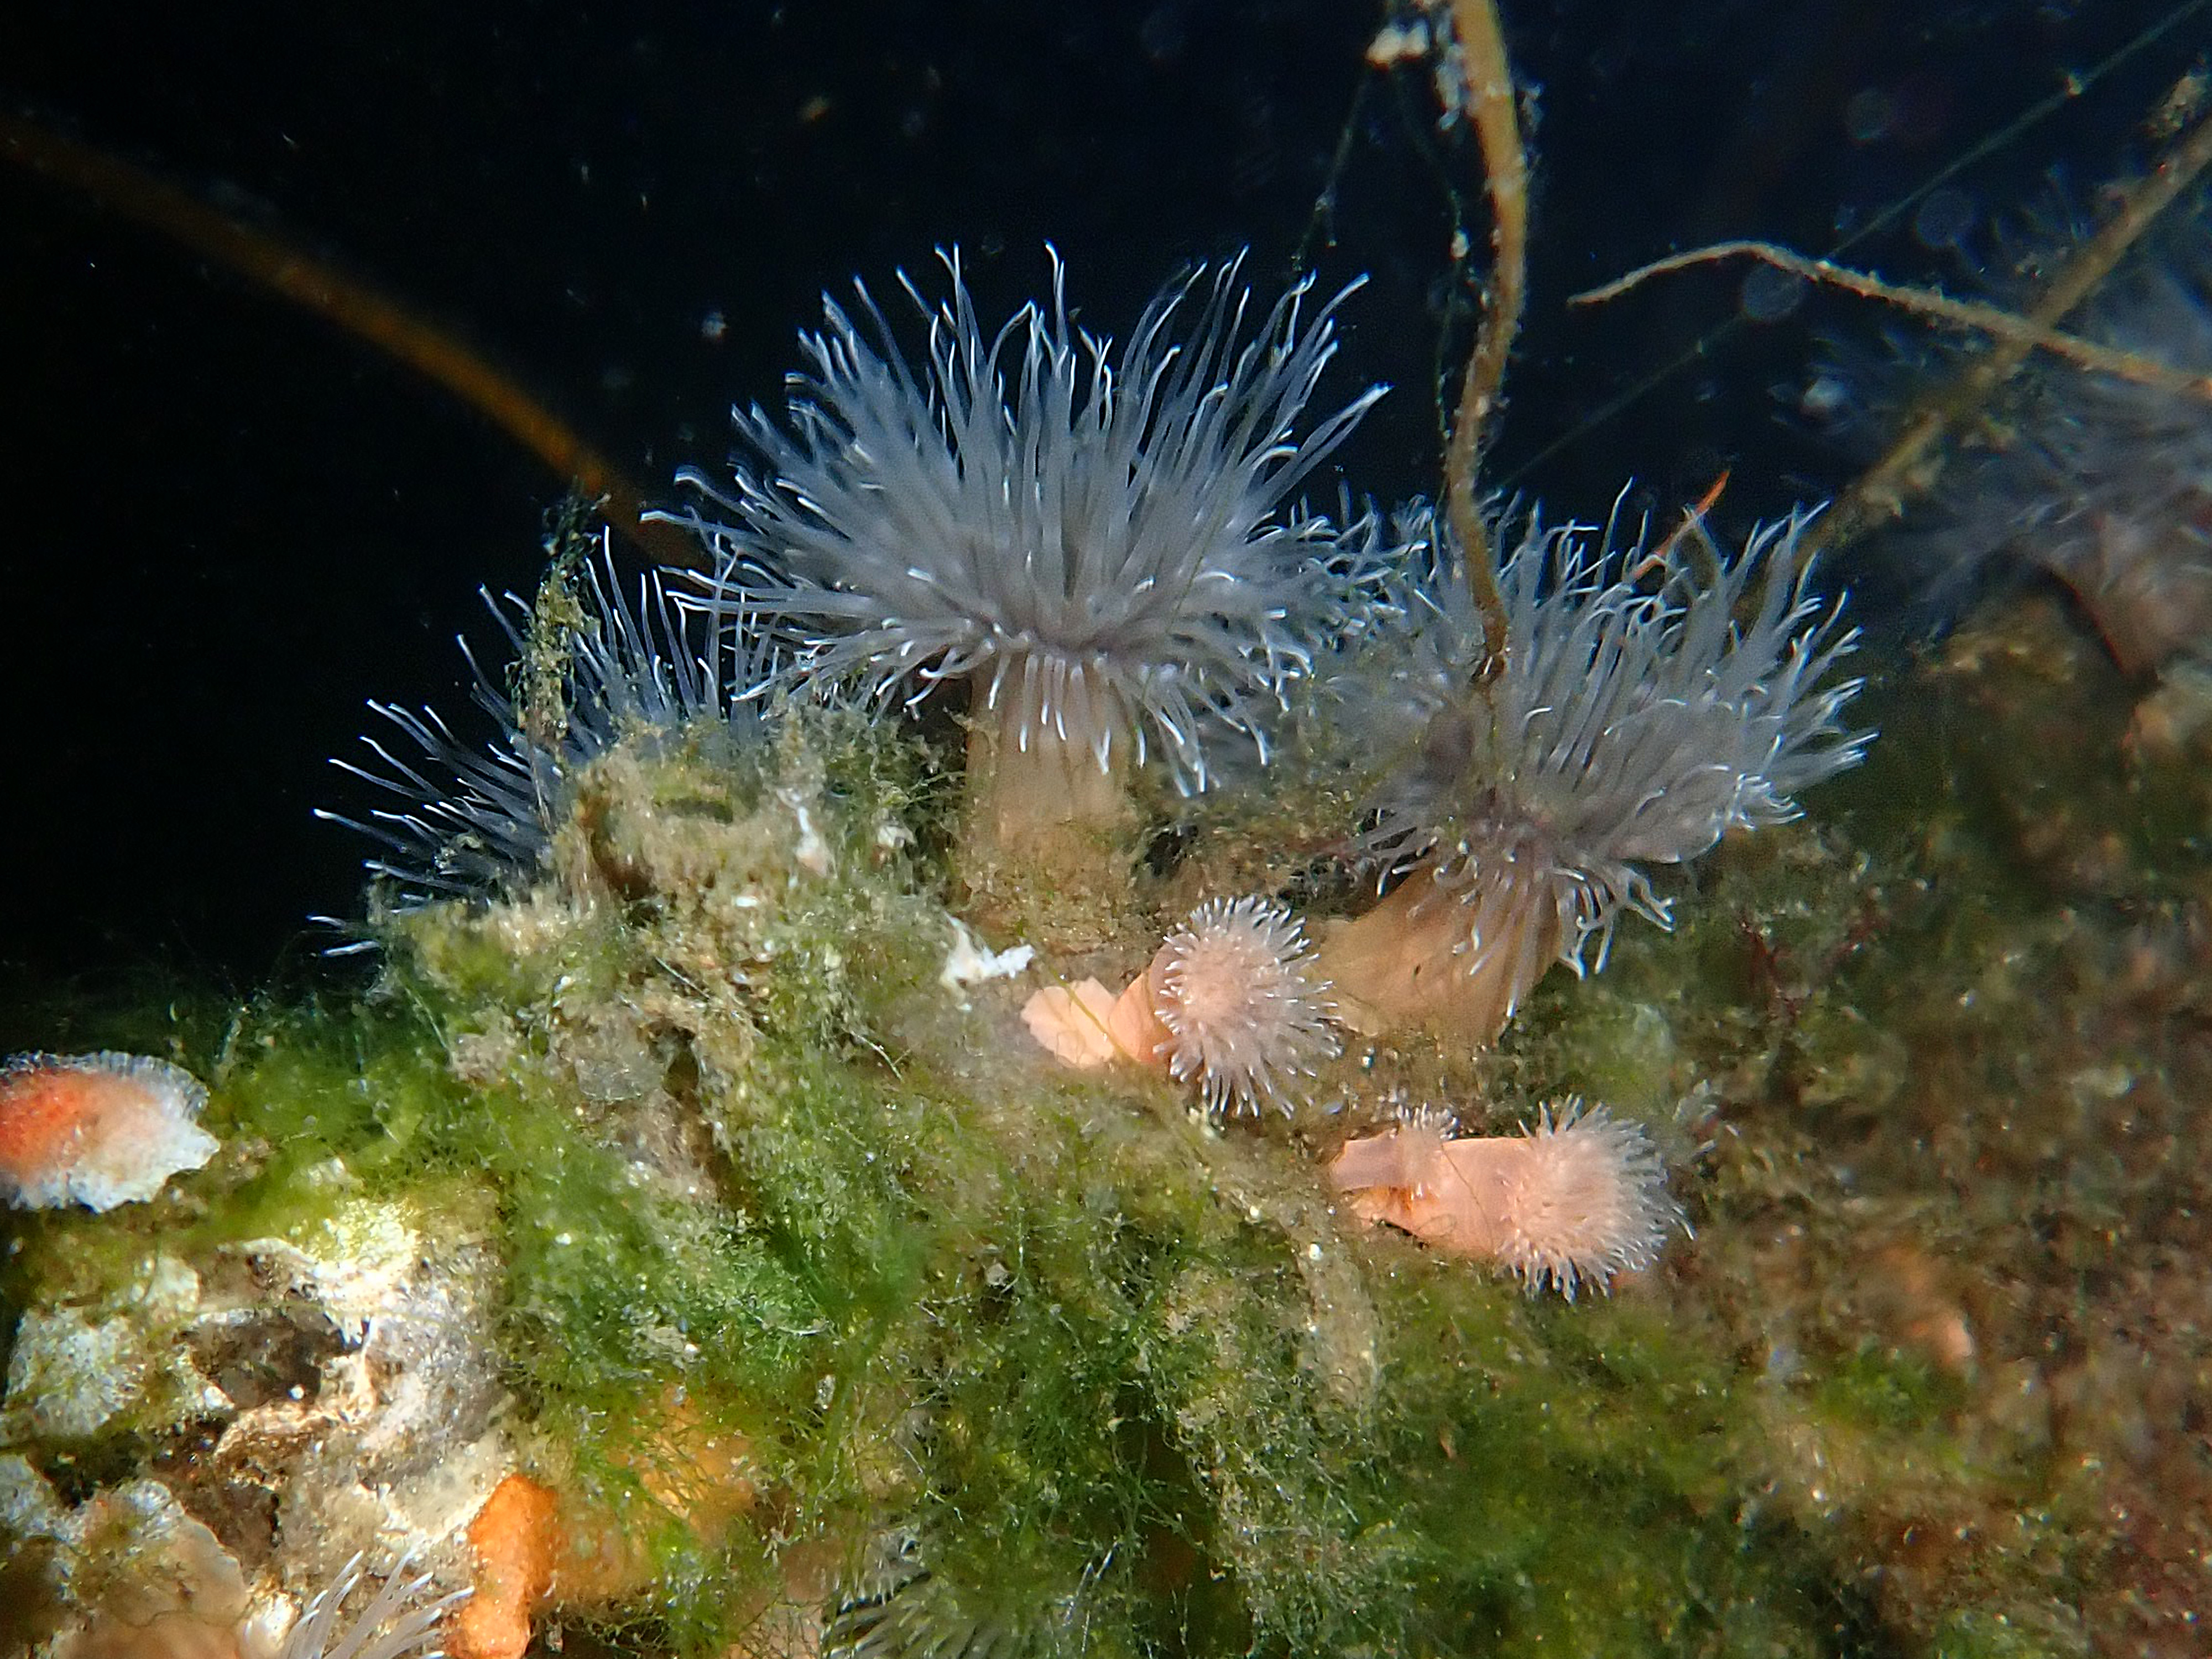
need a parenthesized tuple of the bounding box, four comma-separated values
(654, 249, 1384, 865)
(1316, 500, 1866, 1040)
(1147, 895, 1339, 1116)
(317, 537, 765, 914)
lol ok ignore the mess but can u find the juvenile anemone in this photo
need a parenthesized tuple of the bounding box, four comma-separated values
(0, 1050, 216, 1212)
(1811, 196, 2212, 670)
(1020, 895, 1338, 1115)
(1329, 1100, 1683, 1298)
(317, 539, 764, 916)
(654, 248, 1384, 878)
(1314, 502, 1866, 1040)
(1139, 895, 1339, 1115)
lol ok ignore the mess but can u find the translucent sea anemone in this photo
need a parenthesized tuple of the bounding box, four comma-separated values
(1329, 1100, 1682, 1298)
(1314, 501, 1866, 1041)
(317, 539, 763, 913)
(1811, 196, 2212, 671)
(279, 1550, 466, 1659)
(655, 249, 1385, 876)
(0, 1051, 217, 1212)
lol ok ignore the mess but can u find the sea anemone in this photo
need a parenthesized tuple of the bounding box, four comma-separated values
(653, 248, 1385, 880)
(0, 1051, 217, 1212)
(1135, 895, 1338, 1115)
(1809, 195, 2212, 671)
(1020, 895, 1337, 1115)
(823, 1526, 1058, 1659)
(1313, 500, 1866, 1041)
(279, 1550, 467, 1659)
(317, 536, 764, 914)
(1329, 1099, 1682, 1297)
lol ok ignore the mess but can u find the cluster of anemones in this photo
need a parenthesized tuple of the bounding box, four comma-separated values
(1019, 898, 1684, 1298)
(309, 251, 1871, 1310)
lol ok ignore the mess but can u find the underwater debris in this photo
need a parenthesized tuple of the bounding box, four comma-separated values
(1313, 501, 1866, 1042)
(655, 248, 1385, 884)
(1329, 1099, 1682, 1297)
(936, 918, 1036, 1005)
(316, 535, 764, 911)
(278, 1550, 466, 1659)
(0, 1050, 217, 1212)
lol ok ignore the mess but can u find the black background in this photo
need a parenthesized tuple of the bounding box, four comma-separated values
(1, 0, 2198, 993)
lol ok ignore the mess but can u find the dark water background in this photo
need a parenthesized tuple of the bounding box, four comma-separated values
(0, 0, 2198, 992)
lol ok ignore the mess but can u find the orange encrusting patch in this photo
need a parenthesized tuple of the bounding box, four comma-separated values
(0, 1068, 98, 1173)
(454, 1474, 561, 1659)
(451, 1404, 760, 1659)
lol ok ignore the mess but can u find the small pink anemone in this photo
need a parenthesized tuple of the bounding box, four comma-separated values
(1328, 1099, 1682, 1297)
(1022, 896, 1338, 1116)
(0, 1051, 217, 1212)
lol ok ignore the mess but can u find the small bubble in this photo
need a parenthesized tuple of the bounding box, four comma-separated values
(1739, 264, 1808, 323)
(1912, 186, 1976, 251)
(1845, 86, 1893, 144)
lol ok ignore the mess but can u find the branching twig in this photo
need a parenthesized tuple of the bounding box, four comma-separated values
(1570, 105, 2212, 559)
(1818, 104, 2212, 554)
(1569, 238, 2212, 398)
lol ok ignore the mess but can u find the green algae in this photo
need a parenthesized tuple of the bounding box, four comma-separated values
(11, 582, 2212, 1655)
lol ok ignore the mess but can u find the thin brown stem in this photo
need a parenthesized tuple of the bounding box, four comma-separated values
(1819, 105, 2212, 554)
(1443, 0, 1526, 663)
(1569, 238, 2212, 398)
(0, 108, 696, 567)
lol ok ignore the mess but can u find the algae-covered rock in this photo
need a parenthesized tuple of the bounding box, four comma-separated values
(11, 566, 2212, 1657)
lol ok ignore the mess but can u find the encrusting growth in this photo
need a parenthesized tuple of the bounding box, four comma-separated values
(655, 248, 1384, 895)
(1329, 1100, 1683, 1297)
(0, 1051, 217, 1212)
(1316, 502, 1866, 1042)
